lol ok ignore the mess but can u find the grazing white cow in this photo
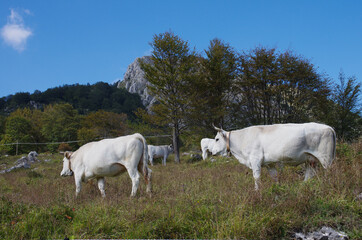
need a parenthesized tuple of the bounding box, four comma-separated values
(60, 133, 152, 197)
(212, 123, 336, 190)
(200, 138, 215, 160)
(148, 144, 173, 166)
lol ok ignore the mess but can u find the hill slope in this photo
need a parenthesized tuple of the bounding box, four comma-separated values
(0, 82, 144, 119)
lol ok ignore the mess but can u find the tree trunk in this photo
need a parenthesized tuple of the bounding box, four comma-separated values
(172, 126, 180, 163)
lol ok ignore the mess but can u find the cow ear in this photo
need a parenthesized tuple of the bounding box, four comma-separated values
(64, 151, 73, 159)
(220, 130, 228, 139)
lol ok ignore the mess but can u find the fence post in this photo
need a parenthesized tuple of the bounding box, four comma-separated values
(16, 140, 18, 155)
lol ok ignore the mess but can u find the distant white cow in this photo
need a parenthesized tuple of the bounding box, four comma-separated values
(212, 123, 336, 190)
(200, 138, 215, 160)
(60, 133, 152, 197)
(148, 145, 173, 166)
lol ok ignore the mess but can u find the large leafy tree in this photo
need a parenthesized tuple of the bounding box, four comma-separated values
(0, 116, 33, 154)
(139, 31, 199, 163)
(41, 103, 80, 152)
(235, 47, 330, 126)
(192, 38, 237, 134)
(332, 71, 361, 140)
(77, 110, 129, 144)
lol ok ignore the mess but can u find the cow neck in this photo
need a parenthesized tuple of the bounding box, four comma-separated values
(226, 131, 231, 154)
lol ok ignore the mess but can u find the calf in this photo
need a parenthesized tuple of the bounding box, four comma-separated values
(148, 144, 173, 166)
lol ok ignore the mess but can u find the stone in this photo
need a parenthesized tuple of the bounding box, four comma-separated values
(117, 56, 156, 109)
(0, 151, 39, 174)
(295, 226, 348, 240)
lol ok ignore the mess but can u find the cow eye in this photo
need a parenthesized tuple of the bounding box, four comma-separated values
(216, 138, 219, 142)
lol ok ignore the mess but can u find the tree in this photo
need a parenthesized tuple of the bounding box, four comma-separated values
(192, 38, 237, 134)
(0, 116, 33, 154)
(235, 47, 330, 126)
(332, 71, 361, 140)
(41, 103, 80, 152)
(139, 31, 199, 163)
(77, 110, 129, 144)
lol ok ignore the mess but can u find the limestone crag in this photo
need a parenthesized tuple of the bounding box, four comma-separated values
(117, 56, 156, 108)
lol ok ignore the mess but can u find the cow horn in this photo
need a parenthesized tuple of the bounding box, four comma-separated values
(212, 124, 223, 132)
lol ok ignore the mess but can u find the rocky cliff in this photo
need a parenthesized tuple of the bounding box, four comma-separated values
(117, 56, 155, 108)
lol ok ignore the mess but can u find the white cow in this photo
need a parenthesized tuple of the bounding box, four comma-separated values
(60, 133, 152, 197)
(200, 138, 215, 160)
(148, 144, 173, 166)
(212, 123, 336, 190)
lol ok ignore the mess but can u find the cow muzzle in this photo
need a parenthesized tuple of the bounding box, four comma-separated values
(60, 170, 73, 177)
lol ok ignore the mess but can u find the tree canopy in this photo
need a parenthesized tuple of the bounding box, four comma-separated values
(0, 82, 143, 120)
(139, 31, 200, 163)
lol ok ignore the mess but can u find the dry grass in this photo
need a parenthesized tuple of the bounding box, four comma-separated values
(0, 141, 361, 239)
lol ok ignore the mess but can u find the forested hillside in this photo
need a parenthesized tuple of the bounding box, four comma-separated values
(0, 82, 143, 118)
(0, 82, 145, 154)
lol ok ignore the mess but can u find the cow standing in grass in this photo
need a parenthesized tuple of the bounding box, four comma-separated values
(148, 144, 173, 166)
(60, 133, 152, 197)
(212, 123, 336, 190)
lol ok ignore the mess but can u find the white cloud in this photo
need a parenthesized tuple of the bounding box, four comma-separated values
(1, 9, 33, 52)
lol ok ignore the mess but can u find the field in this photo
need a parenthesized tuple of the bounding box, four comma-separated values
(0, 141, 361, 239)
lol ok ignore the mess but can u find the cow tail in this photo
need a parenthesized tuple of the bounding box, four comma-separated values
(331, 127, 336, 166)
(139, 134, 149, 181)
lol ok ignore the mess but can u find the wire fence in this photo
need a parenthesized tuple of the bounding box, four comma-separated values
(0, 135, 172, 155)
(0, 135, 172, 146)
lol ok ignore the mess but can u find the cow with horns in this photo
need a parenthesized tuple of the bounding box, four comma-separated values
(211, 123, 336, 190)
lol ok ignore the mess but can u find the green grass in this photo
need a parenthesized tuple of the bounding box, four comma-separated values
(0, 141, 361, 239)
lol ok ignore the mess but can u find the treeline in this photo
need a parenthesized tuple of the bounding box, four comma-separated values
(0, 105, 131, 154)
(137, 31, 361, 162)
(0, 82, 144, 154)
(0, 82, 143, 117)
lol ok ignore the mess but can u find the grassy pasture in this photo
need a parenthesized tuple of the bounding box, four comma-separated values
(0, 141, 361, 239)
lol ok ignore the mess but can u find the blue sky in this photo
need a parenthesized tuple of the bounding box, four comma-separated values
(0, 0, 361, 98)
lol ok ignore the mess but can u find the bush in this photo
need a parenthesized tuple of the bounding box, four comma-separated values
(58, 143, 72, 152)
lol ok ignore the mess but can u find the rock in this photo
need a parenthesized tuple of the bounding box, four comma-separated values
(295, 226, 348, 240)
(357, 192, 362, 201)
(27, 151, 39, 163)
(117, 56, 156, 109)
(186, 153, 202, 163)
(0, 151, 39, 174)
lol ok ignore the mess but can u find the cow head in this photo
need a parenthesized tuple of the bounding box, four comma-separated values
(212, 126, 229, 156)
(168, 144, 173, 153)
(60, 151, 73, 177)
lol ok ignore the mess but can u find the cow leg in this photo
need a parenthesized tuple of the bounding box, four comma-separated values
(304, 161, 317, 181)
(202, 150, 207, 160)
(127, 168, 140, 197)
(138, 164, 152, 195)
(145, 167, 152, 194)
(74, 174, 82, 197)
(162, 155, 167, 166)
(149, 156, 154, 166)
(97, 177, 106, 198)
(267, 167, 278, 182)
(251, 160, 262, 191)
